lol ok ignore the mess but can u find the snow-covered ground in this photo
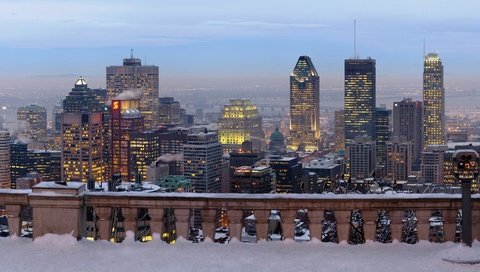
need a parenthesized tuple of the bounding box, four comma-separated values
(0, 233, 479, 272)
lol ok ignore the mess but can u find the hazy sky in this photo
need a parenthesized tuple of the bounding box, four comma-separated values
(1, 0, 480, 91)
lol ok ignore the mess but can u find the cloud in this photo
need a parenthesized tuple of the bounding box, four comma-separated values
(203, 20, 327, 30)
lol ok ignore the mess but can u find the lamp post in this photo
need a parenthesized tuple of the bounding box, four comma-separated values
(452, 150, 479, 247)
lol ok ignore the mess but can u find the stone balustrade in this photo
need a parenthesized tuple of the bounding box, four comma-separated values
(0, 183, 479, 243)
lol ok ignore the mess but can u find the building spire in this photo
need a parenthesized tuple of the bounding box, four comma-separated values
(130, 48, 134, 58)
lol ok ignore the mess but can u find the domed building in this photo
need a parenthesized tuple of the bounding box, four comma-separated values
(269, 127, 286, 155)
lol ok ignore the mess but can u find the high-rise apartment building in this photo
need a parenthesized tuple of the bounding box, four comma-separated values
(375, 106, 391, 175)
(334, 110, 345, 151)
(106, 54, 159, 128)
(392, 99, 423, 169)
(386, 136, 412, 181)
(110, 99, 144, 181)
(183, 131, 222, 193)
(349, 136, 376, 180)
(17, 104, 47, 143)
(344, 58, 376, 145)
(423, 53, 445, 148)
(421, 145, 446, 184)
(219, 99, 265, 153)
(289, 56, 320, 151)
(0, 129, 11, 188)
(61, 77, 105, 183)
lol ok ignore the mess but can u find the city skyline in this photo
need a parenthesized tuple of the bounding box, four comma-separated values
(1, 1, 480, 92)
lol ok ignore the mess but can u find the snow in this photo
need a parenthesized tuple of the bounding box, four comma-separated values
(3, 234, 478, 272)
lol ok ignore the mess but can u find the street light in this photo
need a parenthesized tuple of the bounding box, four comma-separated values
(452, 149, 479, 247)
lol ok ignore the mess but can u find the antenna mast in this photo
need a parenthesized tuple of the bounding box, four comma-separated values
(354, 19, 357, 59)
(130, 48, 134, 58)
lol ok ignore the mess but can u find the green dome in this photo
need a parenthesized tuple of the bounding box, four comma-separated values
(270, 128, 284, 142)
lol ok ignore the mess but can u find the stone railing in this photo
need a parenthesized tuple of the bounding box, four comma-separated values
(0, 182, 479, 243)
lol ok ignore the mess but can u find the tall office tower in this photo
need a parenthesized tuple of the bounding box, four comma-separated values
(10, 141, 30, 185)
(17, 104, 48, 143)
(91, 88, 108, 105)
(230, 166, 273, 193)
(289, 56, 320, 151)
(269, 156, 303, 193)
(52, 103, 63, 135)
(349, 136, 376, 180)
(334, 110, 345, 151)
(375, 106, 391, 176)
(421, 145, 446, 184)
(0, 129, 11, 188)
(158, 97, 183, 125)
(386, 136, 413, 181)
(344, 58, 376, 145)
(423, 53, 445, 148)
(130, 129, 161, 182)
(110, 99, 144, 181)
(392, 99, 423, 170)
(157, 128, 189, 175)
(183, 131, 222, 193)
(62, 77, 105, 183)
(219, 99, 265, 153)
(106, 54, 159, 128)
(28, 150, 61, 181)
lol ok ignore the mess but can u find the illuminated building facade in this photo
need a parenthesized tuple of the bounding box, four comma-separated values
(183, 131, 222, 193)
(269, 156, 303, 193)
(375, 106, 391, 176)
(393, 99, 423, 170)
(10, 141, 29, 186)
(106, 54, 159, 128)
(17, 104, 47, 144)
(158, 97, 183, 125)
(219, 99, 265, 153)
(421, 145, 446, 184)
(386, 136, 412, 181)
(130, 129, 161, 182)
(28, 150, 61, 181)
(334, 110, 345, 151)
(344, 58, 376, 145)
(110, 99, 144, 182)
(0, 129, 11, 189)
(289, 56, 320, 151)
(423, 53, 445, 148)
(61, 77, 106, 183)
(349, 136, 376, 180)
(230, 166, 273, 193)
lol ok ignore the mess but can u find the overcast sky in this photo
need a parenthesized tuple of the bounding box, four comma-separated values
(1, 0, 479, 91)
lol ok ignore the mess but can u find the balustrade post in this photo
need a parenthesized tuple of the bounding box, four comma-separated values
(174, 208, 190, 239)
(122, 208, 137, 238)
(5, 204, 22, 237)
(362, 210, 377, 241)
(308, 210, 323, 240)
(416, 209, 430, 240)
(148, 208, 164, 237)
(473, 208, 480, 241)
(253, 209, 269, 240)
(280, 210, 296, 240)
(336, 210, 351, 242)
(390, 209, 403, 241)
(201, 209, 217, 240)
(442, 209, 456, 242)
(227, 209, 243, 240)
(95, 207, 112, 241)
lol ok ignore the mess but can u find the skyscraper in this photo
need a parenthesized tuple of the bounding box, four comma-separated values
(219, 99, 265, 153)
(349, 136, 376, 180)
(158, 97, 183, 125)
(344, 58, 376, 145)
(183, 131, 222, 193)
(289, 56, 320, 151)
(375, 106, 391, 176)
(423, 53, 445, 148)
(61, 77, 105, 183)
(110, 99, 144, 181)
(334, 110, 345, 151)
(392, 99, 423, 169)
(17, 104, 47, 144)
(0, 129, 11, 188)
(386, 136, 412, 181)
(106, 54, 159, 128)
(421, 145, 446, 184)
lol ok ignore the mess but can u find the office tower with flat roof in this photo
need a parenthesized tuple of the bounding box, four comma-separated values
(158, 97, 183, 125)
(110, 99, 144, 182)
(61, 77, 106, 183)
(421, 145, 446, 184)
(10, 141, 30, 186)
(289, 56, 320, 151)
(106, 54, 159, 128)
(219, 99, 265, 153)
(269, 156, 303, 193)
(375, 106, 391, 176)
(349, 136, 376, 180)
(423, 53, 445, 148)
(334, 110, 345, 151)
(393, 99, 423, 170)
(183, 131, 222, 193)
(17, 104, 47, 144)
(28, 149, 61, 181)
(0, 129, 11, 188)
(130, 129, 161, 182)
(230, 166, 273, 193)
(386, 136, 412, 181)
(344, 58, 376, 145)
